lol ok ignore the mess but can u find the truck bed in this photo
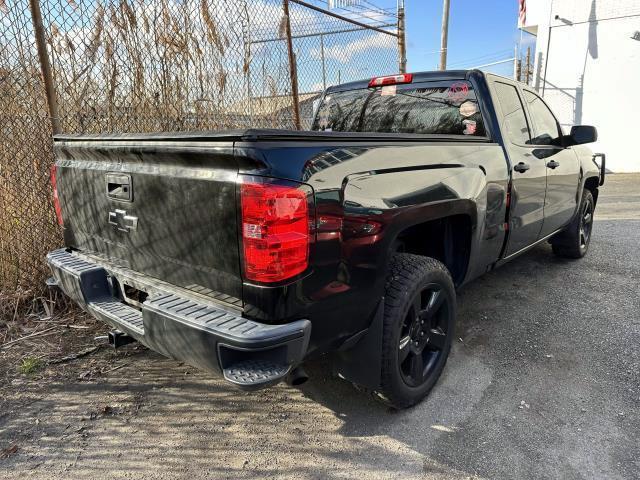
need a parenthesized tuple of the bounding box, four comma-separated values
(54, 128, 493, 143)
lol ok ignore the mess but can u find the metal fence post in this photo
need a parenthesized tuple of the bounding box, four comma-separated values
(28, 0, 60, 134)
(320, 34, 327, 90)
(282, 0, 301, 130)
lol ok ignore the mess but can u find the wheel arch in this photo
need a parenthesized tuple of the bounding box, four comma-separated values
(583, 175, 600, 206)
(386, 201, 476, 287)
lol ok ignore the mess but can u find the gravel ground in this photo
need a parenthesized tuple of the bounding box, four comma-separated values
(1, 174, 638, 480)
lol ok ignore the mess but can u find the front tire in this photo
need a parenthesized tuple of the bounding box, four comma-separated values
(552, 189, 595, 259)
(376, 254, 456, 409)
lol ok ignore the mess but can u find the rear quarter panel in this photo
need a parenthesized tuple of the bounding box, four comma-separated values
(235, 140, 509, 354)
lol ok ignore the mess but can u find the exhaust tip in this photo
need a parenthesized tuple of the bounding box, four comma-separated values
(286, 366, 309, 387)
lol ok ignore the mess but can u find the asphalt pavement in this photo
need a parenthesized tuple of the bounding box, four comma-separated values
(1, 174, 638, 479)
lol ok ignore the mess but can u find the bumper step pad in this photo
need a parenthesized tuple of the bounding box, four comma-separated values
(223, 359, 290, 388)
(90, 298, 144, 336)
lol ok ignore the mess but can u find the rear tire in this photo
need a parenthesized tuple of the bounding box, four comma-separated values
(375, 254, 456, 409)
(552, 189, 595, 259)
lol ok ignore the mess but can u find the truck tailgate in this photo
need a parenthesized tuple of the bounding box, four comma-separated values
(53, 139, 242, 303)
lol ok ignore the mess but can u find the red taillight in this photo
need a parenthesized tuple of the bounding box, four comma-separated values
(50, 164, 63, 226)
(240, 179, 311, 283)
(368, 73, 413, 88)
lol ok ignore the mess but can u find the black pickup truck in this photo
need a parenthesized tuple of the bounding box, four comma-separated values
(47, 70, 605, 408)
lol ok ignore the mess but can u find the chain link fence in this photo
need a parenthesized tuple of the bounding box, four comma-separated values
(1, 0, 61, 318)
(0, 0, 400, 319)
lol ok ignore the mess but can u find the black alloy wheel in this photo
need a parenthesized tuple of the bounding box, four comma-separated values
(398, 284, 450, 387)
(579, 198, 593, 249)
(552, 188, 595, 259)
(376, 254, 456, 409)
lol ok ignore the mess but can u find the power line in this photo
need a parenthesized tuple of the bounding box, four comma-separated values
(470, 58, 516, 69)
(447, 49, 514, 68)
(449, 48, 513, 64)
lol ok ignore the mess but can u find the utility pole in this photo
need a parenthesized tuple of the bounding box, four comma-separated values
(525, 46, 531, 84)
(29, 0, 60, 134)
(516, 59, 522, 82)
(513, 44, 518, 80)
(397, 0, 407, 73)
(282, 0, 301, 130)
(439, 0, 451, 70)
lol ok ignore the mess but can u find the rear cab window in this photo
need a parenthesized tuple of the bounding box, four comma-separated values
(312, 80, 487, 137)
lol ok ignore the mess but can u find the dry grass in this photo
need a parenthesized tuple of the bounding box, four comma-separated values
(0, 0, 397, 324)
(0, 4, 62, 320)
(0, 288, 73, 337)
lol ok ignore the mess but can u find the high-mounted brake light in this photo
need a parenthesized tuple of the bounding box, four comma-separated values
(368, 73, 413, 88)
(240, 178, 311, 283)
(50, 164, 63, 226)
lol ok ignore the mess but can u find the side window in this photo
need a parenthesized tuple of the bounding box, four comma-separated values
(523, 90, 561, 145)
(494, 82, 530, 145)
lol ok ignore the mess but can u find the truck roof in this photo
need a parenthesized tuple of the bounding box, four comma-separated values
(325, 69, 484, 93)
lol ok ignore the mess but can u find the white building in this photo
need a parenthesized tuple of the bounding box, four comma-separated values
(522, 0, 640, 172)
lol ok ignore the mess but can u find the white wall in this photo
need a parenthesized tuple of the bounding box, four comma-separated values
(532, 0, 640, 172)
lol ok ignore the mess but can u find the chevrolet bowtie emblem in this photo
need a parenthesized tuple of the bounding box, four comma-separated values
(108, 209, 138, 233)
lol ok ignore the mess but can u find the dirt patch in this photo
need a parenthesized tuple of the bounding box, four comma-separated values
(1, 308, 136, 389)
(0, 308, 148, 436)
(0, 308, 155, 477)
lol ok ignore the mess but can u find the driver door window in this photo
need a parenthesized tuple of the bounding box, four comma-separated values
(523, 90, 562, 145)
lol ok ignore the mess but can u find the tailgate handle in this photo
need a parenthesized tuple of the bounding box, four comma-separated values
(106, 173, 132, 202)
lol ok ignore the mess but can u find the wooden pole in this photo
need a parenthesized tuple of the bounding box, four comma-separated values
(397, 0, 407, 73)
(439, 0, 451, 70)
(525, 46, 531, 84)
(283, 0, 301, 130)
(29, 0, 60, 134)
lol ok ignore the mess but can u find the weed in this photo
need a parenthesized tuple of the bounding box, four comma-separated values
(18, 357, 44, 375)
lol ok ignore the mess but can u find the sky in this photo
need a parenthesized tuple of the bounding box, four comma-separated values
(376, 0, 537, 77)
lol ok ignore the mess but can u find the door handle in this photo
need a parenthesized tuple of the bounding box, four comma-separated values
(513, 162, 530, 173)
(546, 160, 560, 169)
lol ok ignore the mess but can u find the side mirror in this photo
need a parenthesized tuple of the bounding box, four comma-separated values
(567, 125, 598, 145)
